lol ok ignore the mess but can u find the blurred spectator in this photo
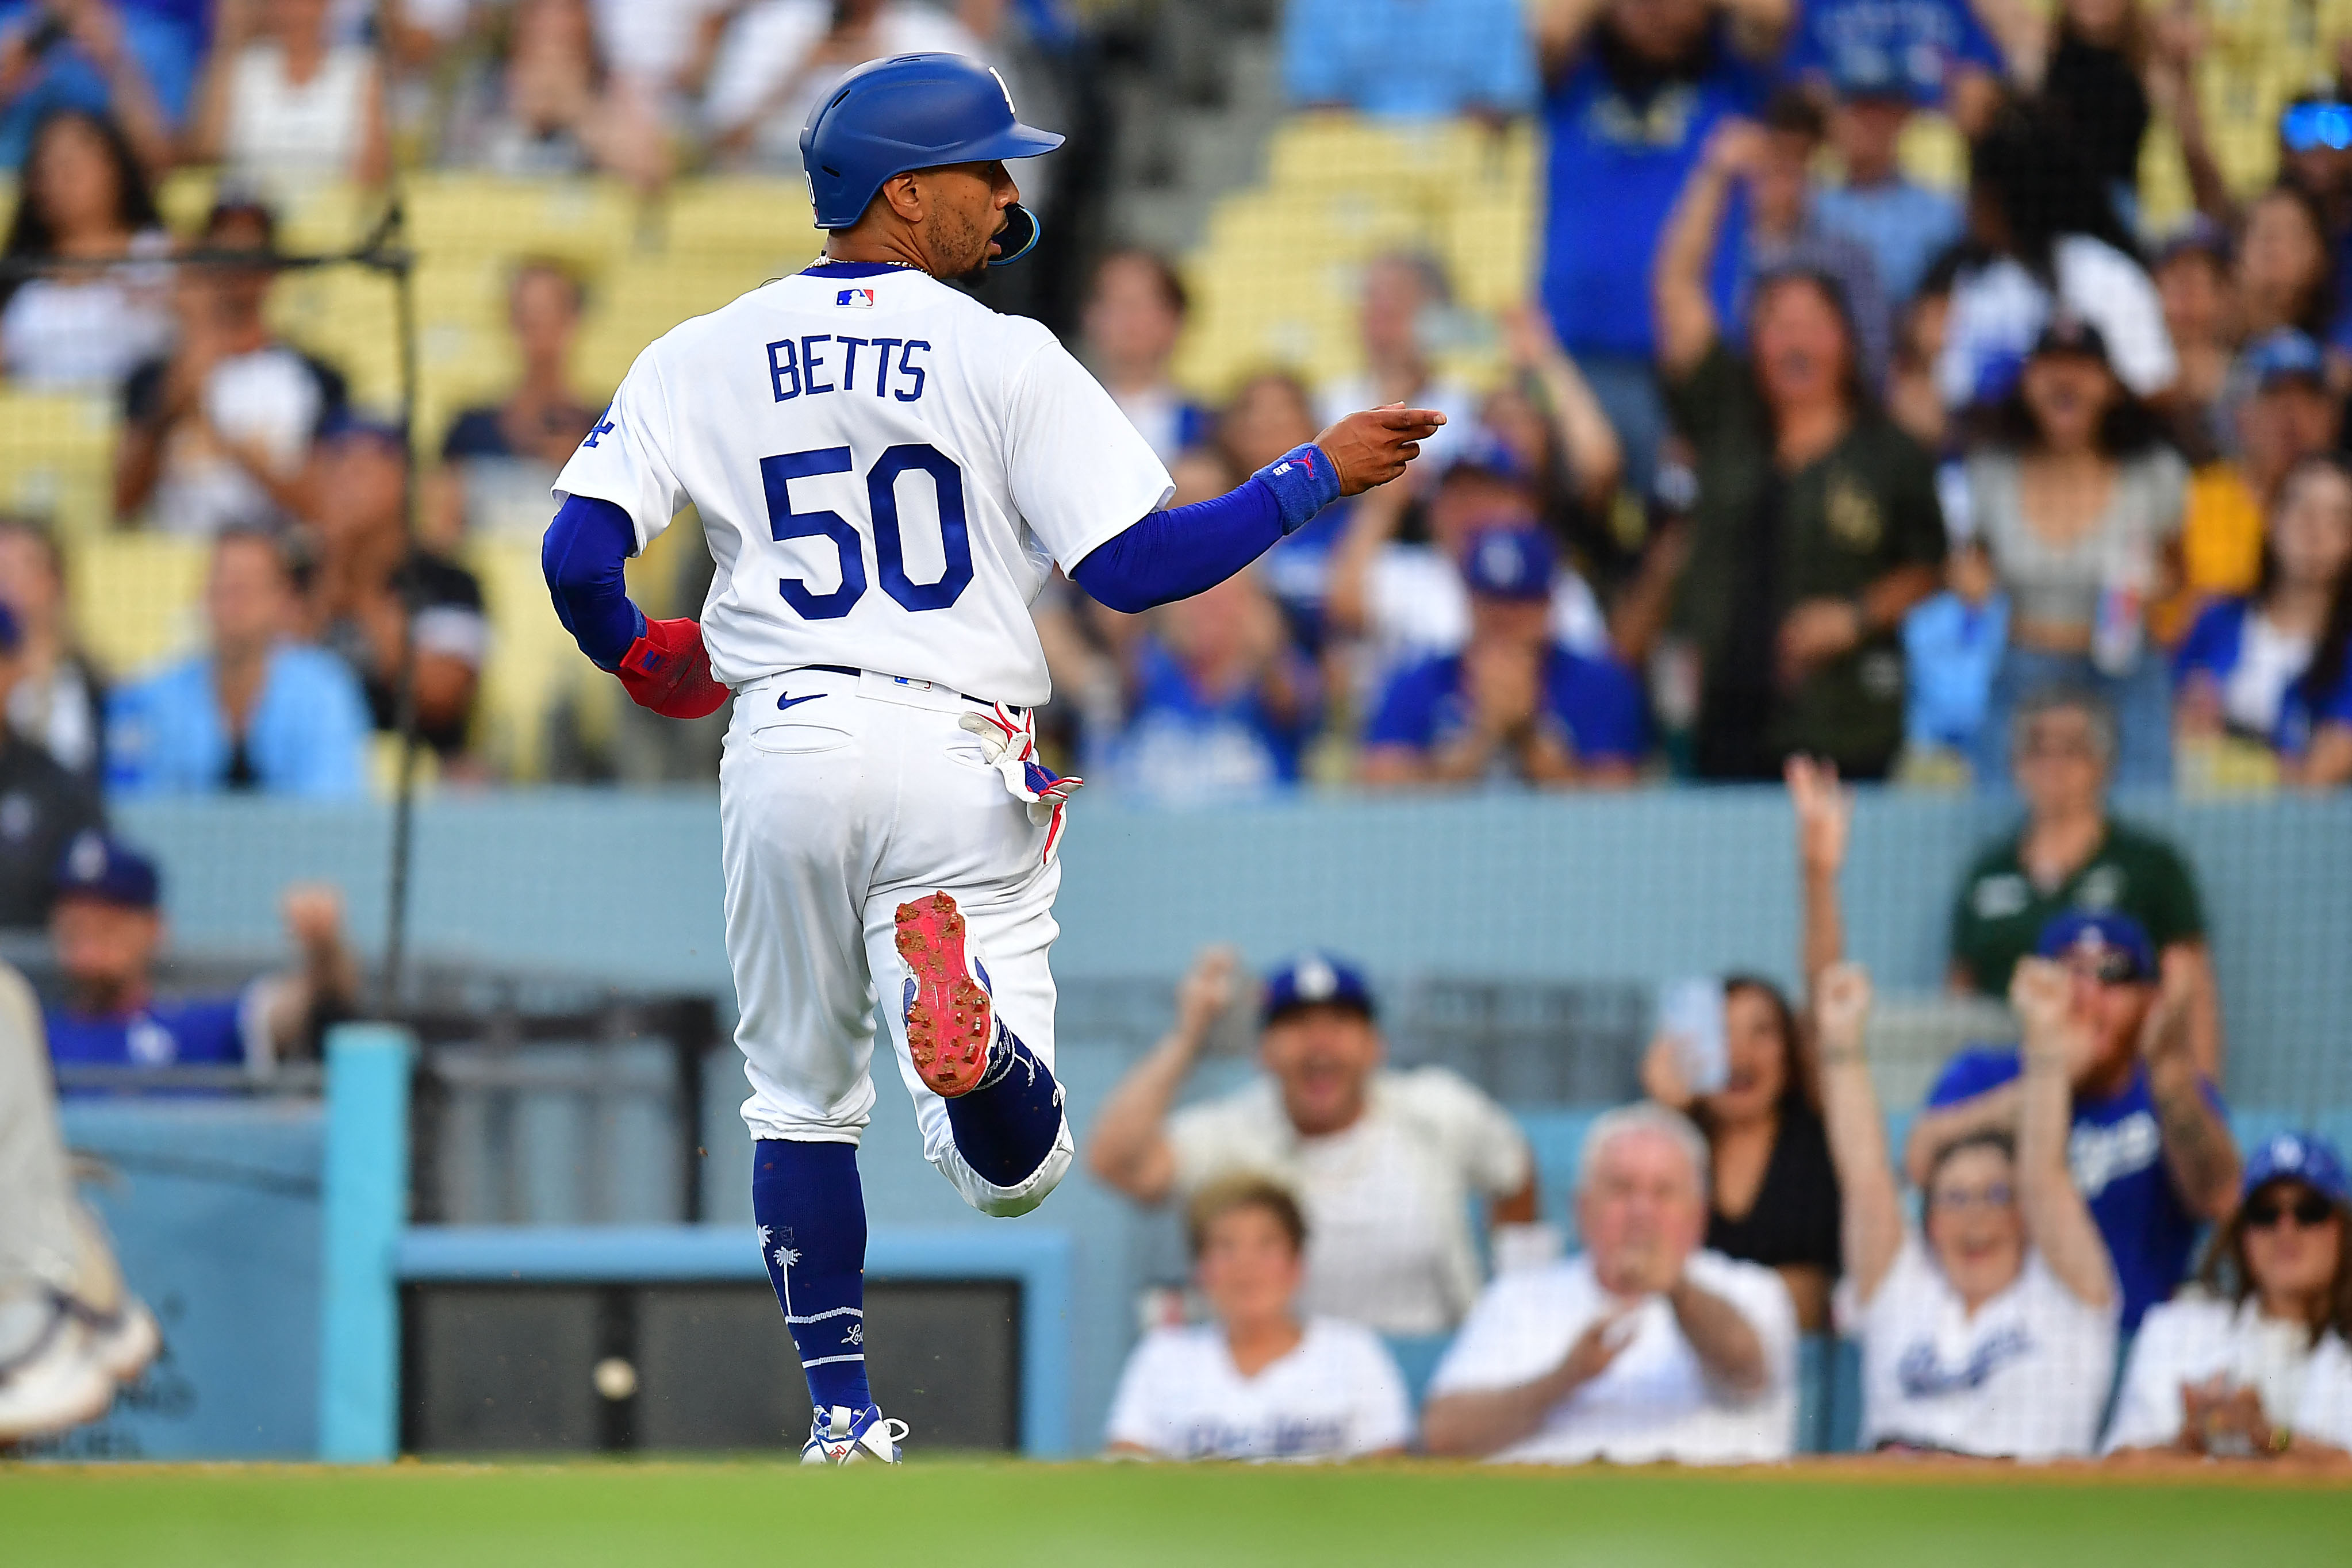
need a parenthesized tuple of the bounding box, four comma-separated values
(1280, 0, 1536, 122)
(0, 599, 103, 929)
(2175, 455, 2352, 788)
(1080, 249, 1211, 468)
(2220, 188, 2340, 425)
(1914, 910, 2240, 1333)
(1936, 104, 2174, 414)
(1360, 526, 1646, 789)
(2179, 331, 2344, 608)
(2010, 0, 2157, 225)
(592, 0, 731, 106)
(1817, 959, 2119, 1457)
(2105, 1132, 2352, 1462)
(1088, 950, 1537, 1338)
(114, 198, 346, 537)
(1656, 132, 1946, 781)
(1326, 436, 1614, 705)
(0, 516, 103, 780)
(1531, 0, 1782, 491)
(1962, 317, 2184, 790)
(0, 956, 155, 1441)
(0, 106, 169, 390)
(1778, 0, 2002, 126)
(1098, 570, 1315, 808)
(0, 0, 183, 171)
(1884, 256, 1957, 448)
(106, 528, 370, 797)
(42, 832, 358, 1073)
(2149, 220, 2234, 463)
(1642, 757, 1851, 1329)
(1317, 252, 1475, 472)
(1721, 95, 1891, 388)
(1488, 302, 1627, 559)
(1812, 59, 1966, 310)
(187, 0, 390, 189)
(431, 259, 600, 544)
(304, 421, 487, 761)
(1103, 1177, 1410, 1462)
(705, 0, 987, 171)
(438, 0, 669, 192)
(1947, 686, 2216, 1027)
(1421, 1104, 1797, 1463)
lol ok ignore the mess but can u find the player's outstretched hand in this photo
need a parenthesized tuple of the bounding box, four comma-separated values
(1314, 403, 1447, 497)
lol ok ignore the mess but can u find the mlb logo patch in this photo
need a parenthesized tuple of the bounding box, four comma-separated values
(837, 288, 876, 309)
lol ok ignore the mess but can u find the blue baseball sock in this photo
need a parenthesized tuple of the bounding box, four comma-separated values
(751, 1139, 870, 1417)
(943, 1024, 1066, 1188)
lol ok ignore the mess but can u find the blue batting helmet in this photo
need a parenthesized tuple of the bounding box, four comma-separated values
(800, 53, 1063, 264)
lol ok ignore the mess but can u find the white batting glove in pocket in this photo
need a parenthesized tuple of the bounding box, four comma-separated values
(957, 704, 1084, 866)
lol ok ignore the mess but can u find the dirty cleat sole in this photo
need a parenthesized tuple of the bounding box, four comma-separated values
(896, 892, 992, 1098)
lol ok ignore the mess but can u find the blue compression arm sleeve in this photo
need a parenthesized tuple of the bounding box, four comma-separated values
(1071, 443, 1340, 614)
(542, 493, 646, 670)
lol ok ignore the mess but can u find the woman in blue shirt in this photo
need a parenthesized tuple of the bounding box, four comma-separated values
(2174, 453, 2352, 786)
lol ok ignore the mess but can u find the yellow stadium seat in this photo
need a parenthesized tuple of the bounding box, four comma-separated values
(572, 258, 777, 392)
(404, 174, 638, 269)
(0, 392, 117, 536)
(465, 536, 578, 781)
(659, 178, 825, 267)
(70, 535, 208, 681)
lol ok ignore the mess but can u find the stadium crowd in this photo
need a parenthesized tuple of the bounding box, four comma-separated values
(1087, 771, 2352, 1465)
(0, 1, 2335, 809)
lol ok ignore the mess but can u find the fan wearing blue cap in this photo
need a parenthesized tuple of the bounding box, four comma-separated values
(1363, 522, 1648, 787)
(1914, 910, 2243, 1332)
(1087, 947, 1538, 1337)
(2105, 1131, 2352, 1459)
(41, 832, 359, 1081)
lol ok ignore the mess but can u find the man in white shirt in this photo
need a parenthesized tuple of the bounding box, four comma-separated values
(1419, 1103, 1798, 1465)
(1087, 949, 1537, 1336)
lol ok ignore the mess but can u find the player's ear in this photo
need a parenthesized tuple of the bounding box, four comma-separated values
(879, 172, 926, 224)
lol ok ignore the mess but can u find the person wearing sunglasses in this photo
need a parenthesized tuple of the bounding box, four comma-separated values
(1817, 956, 2119, 1457)
(2104, 1132, 2352, 1461)
(1910, 909, 2242, 1336)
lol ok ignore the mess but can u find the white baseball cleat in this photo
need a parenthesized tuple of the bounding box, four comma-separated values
(800, 1402, 908, 1465)
(0, 1302, 114, 1443)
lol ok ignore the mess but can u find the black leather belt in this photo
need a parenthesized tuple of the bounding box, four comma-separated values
(797, 665, 1012, 711)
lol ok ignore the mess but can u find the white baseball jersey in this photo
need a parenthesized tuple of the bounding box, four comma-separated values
(1426, 1251, 1798, 1465)
(2102, 1296, 2352, 1454)
(554, 263, 1174, 706)
(1104, 1317, 1411, 1461)
(1846, 1232, 2117, 1459)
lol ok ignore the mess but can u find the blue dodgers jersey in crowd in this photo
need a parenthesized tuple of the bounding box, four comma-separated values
(2172, 598, 2352, 756)
(1781, 0, 2003, 105)
(45, 996, 248, 1075)
(1106, 639, 1313, 804)
(1539, 30, 1766, 358)
(1927, 1048, 2224, 1331)
(1366, 647, 1650, 765)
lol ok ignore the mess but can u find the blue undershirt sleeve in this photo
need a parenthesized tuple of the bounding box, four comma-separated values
(1070, 443, 1341, 614)
(542, 493, 647, 671)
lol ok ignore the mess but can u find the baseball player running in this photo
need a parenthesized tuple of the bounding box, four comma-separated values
(542, 52, 1441, 1464)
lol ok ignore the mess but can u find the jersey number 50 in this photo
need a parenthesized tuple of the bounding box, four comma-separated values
(760, 443, 973, 619)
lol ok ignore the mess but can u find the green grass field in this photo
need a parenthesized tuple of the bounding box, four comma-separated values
(6, 1459, 2350, 1567)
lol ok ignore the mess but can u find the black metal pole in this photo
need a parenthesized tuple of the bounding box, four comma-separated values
(376, 195, 424, 1020)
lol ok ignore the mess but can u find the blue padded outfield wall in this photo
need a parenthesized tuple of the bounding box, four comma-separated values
(81, 789, 2352, 1455)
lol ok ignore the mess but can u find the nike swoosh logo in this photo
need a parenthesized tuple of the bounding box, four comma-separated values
(776, 693, 826, 712)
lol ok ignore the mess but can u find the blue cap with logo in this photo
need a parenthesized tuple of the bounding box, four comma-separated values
(2035, 909, 2156, 982)
(2241, 1130, 2350, 1207)
(1460, 526, 1556, 602)
(1261, 951, 1376, 1025)
(1437, 426, 1529, 488)
(54, 831, 160, 910)
(2246, 328, 2328, 391)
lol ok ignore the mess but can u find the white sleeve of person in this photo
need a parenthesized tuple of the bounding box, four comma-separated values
(1391, 1066, 1533, 1200)
(1002, 334, 1175, 572)
(552, 344, 690, 551)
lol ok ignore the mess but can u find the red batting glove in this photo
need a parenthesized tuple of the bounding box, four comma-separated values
(615, 617, 729, 718)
